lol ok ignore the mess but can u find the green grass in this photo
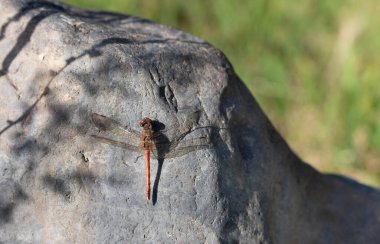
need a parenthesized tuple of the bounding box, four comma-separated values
(61, 0, 380, 187)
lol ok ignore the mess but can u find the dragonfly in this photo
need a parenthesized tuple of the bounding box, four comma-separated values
(90, 112, 210, 202)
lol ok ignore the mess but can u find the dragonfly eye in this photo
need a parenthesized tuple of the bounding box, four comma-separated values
(139, 117, 153, 128)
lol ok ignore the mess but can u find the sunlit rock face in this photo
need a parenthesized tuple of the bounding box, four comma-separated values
(0, 0, 379, 243)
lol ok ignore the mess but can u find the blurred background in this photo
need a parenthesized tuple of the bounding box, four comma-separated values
(61, 0, 380, 187)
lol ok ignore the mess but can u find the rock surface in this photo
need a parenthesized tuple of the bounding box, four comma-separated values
(0, 0, 379, 243)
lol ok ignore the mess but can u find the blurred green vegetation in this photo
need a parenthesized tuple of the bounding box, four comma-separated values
(62, 0, 380, 187)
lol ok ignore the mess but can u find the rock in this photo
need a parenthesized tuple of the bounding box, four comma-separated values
(0, 0, 379, 243)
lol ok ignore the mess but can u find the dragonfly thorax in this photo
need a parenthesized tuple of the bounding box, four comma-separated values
(140, 118, 154, 150)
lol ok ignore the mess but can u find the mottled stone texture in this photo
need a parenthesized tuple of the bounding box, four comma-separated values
(0, 0, 379, 243)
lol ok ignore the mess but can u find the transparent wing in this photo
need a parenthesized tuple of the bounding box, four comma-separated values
(152, 136, 210, 159)
(91, 112, 211, 159)
(153, 111, 201, 140)
(91, 135, 141, 152)
(161, 144, 211, 159)
(91, 113, 140, 142)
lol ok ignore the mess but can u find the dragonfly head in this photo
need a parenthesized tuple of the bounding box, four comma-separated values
(139, 117, 153, 129)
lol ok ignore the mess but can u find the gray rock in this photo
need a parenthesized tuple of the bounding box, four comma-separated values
(0, 0, 379, 243)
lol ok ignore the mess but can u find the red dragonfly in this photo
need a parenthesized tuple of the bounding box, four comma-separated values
(90, 112, 210, 202)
